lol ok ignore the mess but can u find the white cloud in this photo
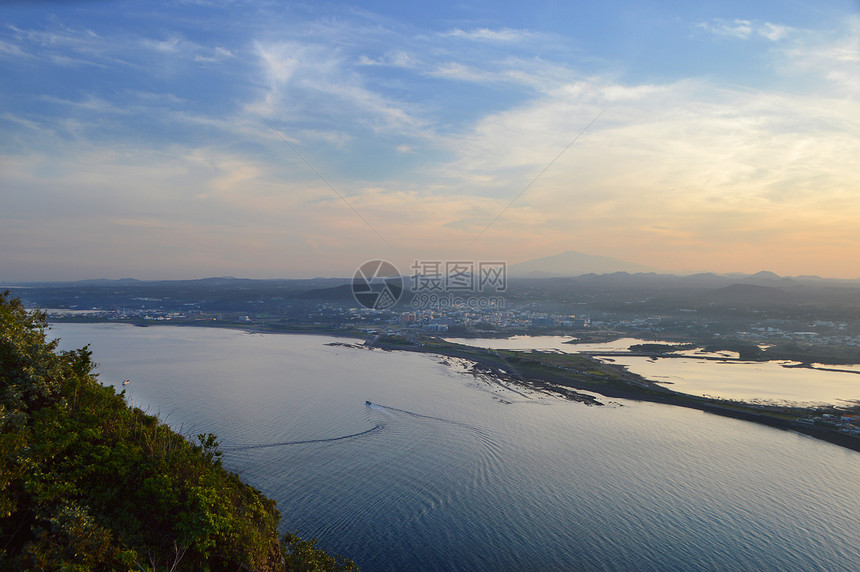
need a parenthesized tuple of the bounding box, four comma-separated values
(194, 45, 235, 62)
(430, 61, 497, 83)
(37, 94, 131, 114)
(418, 68, 860, 266)
(239, 15, 860, 270)
(253, 41, 427, 134)
(759, 22, 791, 41)
(0, 39, 33, 60)
(426, 57, 582, 94)
(7, 24, 102, 50)
(1, 113, 46, 132)
(141, 37, 187, 53)
(2, 23, 120, 67)
(1, 21, 235, 73)
(3, 5, 859, 278)
(780, 16, 860, 95)
(357, 50, 418, 68)
(443, 28, 537, 43)
(697, 19, 792, 41)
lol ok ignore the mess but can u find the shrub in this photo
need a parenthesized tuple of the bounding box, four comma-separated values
(0, 292, 355, 571)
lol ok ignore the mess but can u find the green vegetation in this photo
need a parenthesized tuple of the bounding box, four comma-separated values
(628, 343, 697, 354)
(374, 334, 415, 346)
(390, 335, 860, 451)
(701, 340, 764, 360)
(0, 292, 356, 571)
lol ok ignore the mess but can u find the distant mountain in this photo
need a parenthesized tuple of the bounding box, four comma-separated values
(508, 251, 658, 278)
(739, 271, 798, 287)
(296, 283, 355, 302)
(77, 278, 143, 285)
(707, 283, 793, 305)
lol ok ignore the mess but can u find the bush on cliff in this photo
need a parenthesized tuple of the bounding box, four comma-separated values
(0, 291, 355, 571)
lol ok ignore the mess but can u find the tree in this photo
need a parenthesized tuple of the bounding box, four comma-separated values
(0, 291, 356, 570)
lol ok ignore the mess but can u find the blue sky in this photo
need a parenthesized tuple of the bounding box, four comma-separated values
(2, 0, 859, 279)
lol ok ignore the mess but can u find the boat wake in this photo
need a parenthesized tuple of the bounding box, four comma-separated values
(367, 402, 395, 416)
(224, 401, 495, 454)
(366, 402, 495, 447)
(222, 423, 385, 451)
(361, 402, 505, 529)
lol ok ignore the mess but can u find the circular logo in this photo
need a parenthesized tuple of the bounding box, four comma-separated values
(352, 260, 403, 310)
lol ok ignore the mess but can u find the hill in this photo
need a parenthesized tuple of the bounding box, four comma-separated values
(0, 292, 356, 571)
(508, 250, 659, 277)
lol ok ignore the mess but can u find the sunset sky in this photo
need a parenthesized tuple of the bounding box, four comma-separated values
(2, 1, 859, 280)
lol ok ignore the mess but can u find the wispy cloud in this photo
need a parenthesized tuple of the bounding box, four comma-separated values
(3, 2, 859, 278)
(3, 23, 118, 67)
(2, 21, 239, 72)
(697, 19, 792, 41)
(443, 28, 538, 43)
(780, 16, 860, 95)
(0, 38, 33, 60)
(253, 40, 427, 135)
(357, 50, 418, 68)
(37, 94, 131, 114)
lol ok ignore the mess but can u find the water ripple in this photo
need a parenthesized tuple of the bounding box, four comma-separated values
(222, 423, 385, 450)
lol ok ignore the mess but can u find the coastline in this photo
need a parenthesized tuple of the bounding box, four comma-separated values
(48, 319, 860, 453)
(369, 337, 860, 453)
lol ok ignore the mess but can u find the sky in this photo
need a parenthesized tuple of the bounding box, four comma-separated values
(1, 0, 859, 280)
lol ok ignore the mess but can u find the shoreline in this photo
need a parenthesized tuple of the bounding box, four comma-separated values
(49, 319, 860, 452)
(47, 317, 860, 369)
(369, 338, 860, 453)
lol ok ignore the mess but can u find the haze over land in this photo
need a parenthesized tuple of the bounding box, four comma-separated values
(1, 1, 859, 280)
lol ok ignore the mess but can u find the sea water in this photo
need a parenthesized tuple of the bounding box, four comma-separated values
(50, 324, 860, 571)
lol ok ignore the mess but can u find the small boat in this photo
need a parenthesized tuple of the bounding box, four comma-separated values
(122, 379, 130, 386)
(365, 400, 372, 405)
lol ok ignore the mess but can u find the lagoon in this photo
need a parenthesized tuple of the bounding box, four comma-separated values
(444, 335, 655, 353)
(602, 355, 860, 405)
(446, 335, 860, 406)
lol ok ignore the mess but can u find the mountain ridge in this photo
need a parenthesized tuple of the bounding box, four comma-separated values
(508, 250, 659, 277)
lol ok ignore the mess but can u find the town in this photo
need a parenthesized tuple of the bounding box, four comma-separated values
(17, 271, 860, 365)
(7, 271, 860, 448)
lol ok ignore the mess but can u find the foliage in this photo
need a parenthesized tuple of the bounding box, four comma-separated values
(374, 334, 414, 346)
(282, 533, 358, 572)
(702, 340, 763, 360)
(0, 291, 356, 571)
(628, 343, 697, 354)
